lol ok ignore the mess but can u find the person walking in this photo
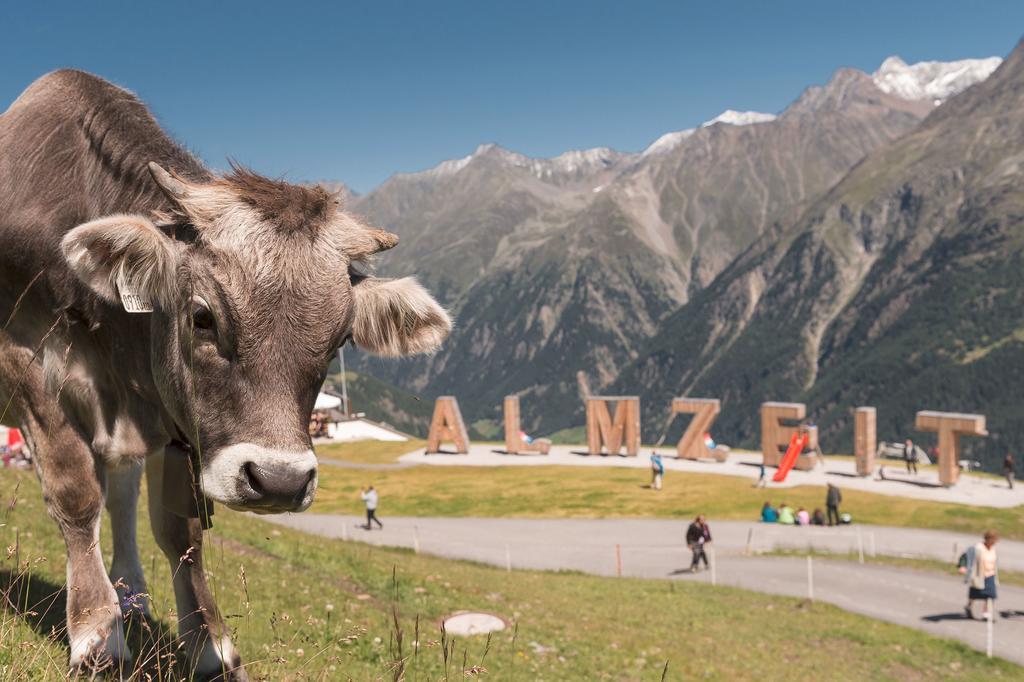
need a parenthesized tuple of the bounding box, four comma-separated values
(650, 451, 665, 490)
(755, 462, 767, 488)
(904, 439, 918, 475)
(961, 530, 999, 620)
(1003, 454, 1015, 490)
(826, 483, 842, 527)
(360, 485, 383, 530)
(686, 515, 711, 572)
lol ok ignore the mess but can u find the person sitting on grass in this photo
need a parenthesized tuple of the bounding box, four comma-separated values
(811, 508, 825, 526)
(777, 502, 796, 525)
(761, 501, 778, 523)
(796, 506, 810, 526)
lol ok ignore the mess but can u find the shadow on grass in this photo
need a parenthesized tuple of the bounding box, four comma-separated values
(2, 567, 66, 640)
(1, 569, 187, 678)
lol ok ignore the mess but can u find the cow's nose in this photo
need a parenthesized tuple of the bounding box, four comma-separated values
(240, 461, 316, 510)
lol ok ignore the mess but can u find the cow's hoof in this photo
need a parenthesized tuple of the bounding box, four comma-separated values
(203, 665, 249, 682)
(191, 635, 246, 681)
(193, 662, 248, 682)
(68, 623, 131, 678)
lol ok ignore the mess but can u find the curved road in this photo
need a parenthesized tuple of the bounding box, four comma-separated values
(265, 515, 1024, 664)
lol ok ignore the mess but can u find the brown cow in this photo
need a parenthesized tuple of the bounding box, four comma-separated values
(0, 70, 450, 678)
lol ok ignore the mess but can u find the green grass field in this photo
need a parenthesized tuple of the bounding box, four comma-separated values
(312, 442, 1024, 541)
(316, 439, 426, 465)
(1, 467, 1018, 680)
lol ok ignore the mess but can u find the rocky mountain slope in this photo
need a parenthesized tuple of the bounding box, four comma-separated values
(346, 54, 1002, 440)
(615, 45, 1023, 467)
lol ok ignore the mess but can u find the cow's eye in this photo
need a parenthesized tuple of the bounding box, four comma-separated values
(191, 301, 215, 332)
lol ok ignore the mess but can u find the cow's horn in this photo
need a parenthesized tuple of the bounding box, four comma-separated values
(349, 228, 399, 260)
(148, 162, 192, 202)
(370, 229, 399, 252)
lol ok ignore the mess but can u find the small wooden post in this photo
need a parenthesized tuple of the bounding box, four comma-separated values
(761, 402, 806, 466)
(987, 599, 994, 657)
(425, 396, 471, 454)
(586, 396, 640, 456)
(854, 407, 877, 477)
(672, 397, 723, 460)
(806, 555, 814, 602)
(615, 544, 623, 577)
(915, 411, 987, 486)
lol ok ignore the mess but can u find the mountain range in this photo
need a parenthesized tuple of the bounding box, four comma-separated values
(340, 48, 1017, 465)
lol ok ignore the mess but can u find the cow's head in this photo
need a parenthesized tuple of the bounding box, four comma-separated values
(61, 163, 450, 513)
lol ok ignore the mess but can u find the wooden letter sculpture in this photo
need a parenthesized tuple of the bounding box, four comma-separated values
(425, 396, 470, 454)
(761, 402, 806, 466)
(503, 395, 551, 455)
(915, 411, 987, 486)
(854, 407, 876, 477)
(586, 396, 640, 456)
(672, 398, 724, 461)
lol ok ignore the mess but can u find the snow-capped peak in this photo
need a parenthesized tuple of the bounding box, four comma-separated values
(426, 152, 474, 177)
(872, 55, 1001, 103)
(421, 143, 625, 180)
(643, 110, 775, 156)
(643, 128, 696, 156)
(701, 109, 777, 128)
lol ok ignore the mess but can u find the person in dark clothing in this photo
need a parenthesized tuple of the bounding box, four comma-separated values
(686, 515, 712, 572)
(826, 484, 842, 527)
(1004, 454, 1015, 490)
(811, 508, 825, 526)
(904, 439, 917, 475)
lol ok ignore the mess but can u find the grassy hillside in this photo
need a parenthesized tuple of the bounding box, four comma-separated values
(1, 468, 1017, 680)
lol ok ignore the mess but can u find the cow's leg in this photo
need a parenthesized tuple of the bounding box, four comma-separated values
(105, 459, 150, 616)
(22, 414, 129, 672)
(146, 448, 245, 681)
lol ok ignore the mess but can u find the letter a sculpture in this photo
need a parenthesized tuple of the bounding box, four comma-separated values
(426, 396, 470, 454)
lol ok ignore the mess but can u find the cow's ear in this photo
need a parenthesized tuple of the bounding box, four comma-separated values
(350, 277, 451, 356)
(61, 214, 179, 308)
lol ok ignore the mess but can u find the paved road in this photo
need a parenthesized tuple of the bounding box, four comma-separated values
(266, 514, 1024, 664)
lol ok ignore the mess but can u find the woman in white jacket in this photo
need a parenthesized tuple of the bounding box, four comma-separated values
(961, 530, 999, 620)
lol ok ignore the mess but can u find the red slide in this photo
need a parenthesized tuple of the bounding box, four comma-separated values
(772, 431, 809, 483)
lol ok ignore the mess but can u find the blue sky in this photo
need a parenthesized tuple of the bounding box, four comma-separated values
(1, 2, 1021, 192)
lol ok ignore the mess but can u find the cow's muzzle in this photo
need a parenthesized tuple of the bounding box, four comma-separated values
(201, 444, 318, 513)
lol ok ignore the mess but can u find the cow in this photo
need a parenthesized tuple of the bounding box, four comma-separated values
(0, 70, 451, 678)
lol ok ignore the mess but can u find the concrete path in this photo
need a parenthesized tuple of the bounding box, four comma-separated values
(396, 446, 1024, 508)
(266, 514, 1024, 664)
